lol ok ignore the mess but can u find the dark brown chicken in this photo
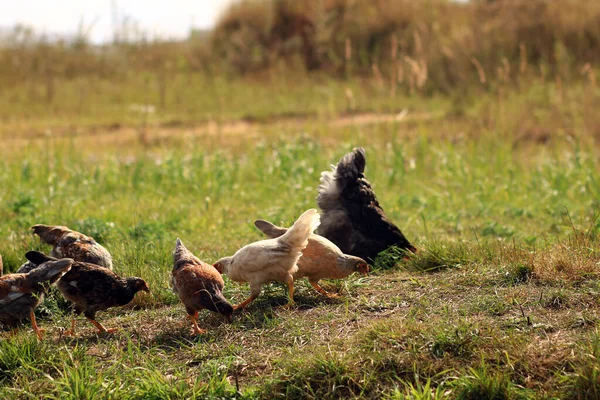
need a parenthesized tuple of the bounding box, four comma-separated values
(31, 224, 113, 269)
(17, 253, 49, 274)
(24, 251, 148, 336)
(0, 257, 73, 339)
(254, 219, 369, 297)
(171, 238, 233, 335)
(316, 147, 417, 263)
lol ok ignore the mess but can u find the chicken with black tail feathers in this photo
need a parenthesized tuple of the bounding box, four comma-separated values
(316, 147, 417, 263)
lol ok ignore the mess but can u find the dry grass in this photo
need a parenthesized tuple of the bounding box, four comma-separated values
(5, 251, 598, 398)
(533, 230, 600, 283)
(212, 0, 600, 90)
(0, 0, 598, 99)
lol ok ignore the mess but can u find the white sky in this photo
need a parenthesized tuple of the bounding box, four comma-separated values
(0, 0, 234, 43)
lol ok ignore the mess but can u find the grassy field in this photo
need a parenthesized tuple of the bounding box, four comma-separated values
(0, 73, 600, 399)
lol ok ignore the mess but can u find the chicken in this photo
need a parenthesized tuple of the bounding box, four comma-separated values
(0, 257, 73, 339)
(17, 253, 50, 274)
(254, 219, 369, 298)
(171, 238, 233, 335)
(213, 209, 320, 310)
(31, 224, 113, 269)
(316, 147, 417, 263)
(24, 251, 149, 336)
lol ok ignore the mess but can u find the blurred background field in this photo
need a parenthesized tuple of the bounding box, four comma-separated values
(1, 0, 599, 133)
(1, 0, 600, 399)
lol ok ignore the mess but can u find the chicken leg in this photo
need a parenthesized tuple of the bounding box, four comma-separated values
(234, 284, 262, 311)
(279, 276, 296, 309)
(189, 312, 206, 335)
(63, 317, 77, 337)
(233, 294, 258, 311)
(87, 318, 117, 334)
(29, 310, 44, 340)
(309, 280, 339, 298)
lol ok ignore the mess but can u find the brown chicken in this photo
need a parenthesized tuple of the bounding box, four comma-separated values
(31, 224, 113, 269)
(317, 148, 417, 263)
(171, 238, 233, 335)
(17, 254, 50, 274)
(0, 257, 73, 339)
(24, 251, 148, 336)
(254, 219, 369, 298)
(214, 209, 320, 310)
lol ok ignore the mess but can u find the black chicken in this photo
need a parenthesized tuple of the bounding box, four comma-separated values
(316, 147, 416, 262)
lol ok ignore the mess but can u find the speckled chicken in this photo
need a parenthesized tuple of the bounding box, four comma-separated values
(254, 219, 369, 298)
(0, 257, 73, 339)
(317, 148, 417, 262)
(31, 224, 113, 269)
(214, 209, 320, 310)
(171, 238, 233, 335)
(24, 251, 148, 336)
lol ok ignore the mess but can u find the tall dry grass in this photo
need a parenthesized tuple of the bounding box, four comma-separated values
(0, 0, 598, 106)
(211, 0, 600, 91)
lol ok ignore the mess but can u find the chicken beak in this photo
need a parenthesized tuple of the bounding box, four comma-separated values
(359, 264, 370, 276)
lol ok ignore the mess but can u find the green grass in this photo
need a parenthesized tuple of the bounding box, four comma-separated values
(1, 75, 600, 398)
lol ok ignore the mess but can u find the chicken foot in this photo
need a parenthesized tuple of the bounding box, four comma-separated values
(233, 294, 258, 311)
(87, 318, 117, 334)
(309, 280, 339, 298)
(234, 283, 262, 311)
(64, 315, 117, 336)
(189, 312, 206, 335)
(63, 317, 77, 337)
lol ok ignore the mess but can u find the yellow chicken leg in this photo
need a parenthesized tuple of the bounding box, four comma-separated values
(279, 278, 296, 309)
(87, 318, 117, 334)
(63, 316, 77, 337)
(30, 310, 44, 340)
(233, 294, 258, 311)
(309, 280, 339, 298)
(189, 312, 206, 335)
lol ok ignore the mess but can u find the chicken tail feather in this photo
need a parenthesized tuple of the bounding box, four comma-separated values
(25, 251, 57, 266)
(254, 219, 287, 238)
(31, 224, 71, 245)
(335, 147, 366, 189)
(278, 209, 320, 253)
(317, 147, 366, 211)
(173, 238, 197, 271)
(26, 258, 73, 284)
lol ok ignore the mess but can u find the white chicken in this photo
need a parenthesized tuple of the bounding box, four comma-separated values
(213, 209, 320, 310)
(254, 219, 369, 298)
